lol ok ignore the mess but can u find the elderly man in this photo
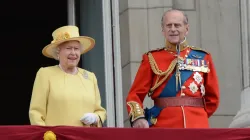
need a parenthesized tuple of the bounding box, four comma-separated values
(126, 9, 220, 128)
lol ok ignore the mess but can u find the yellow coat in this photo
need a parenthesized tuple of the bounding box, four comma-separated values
(29, 65, 106, 127)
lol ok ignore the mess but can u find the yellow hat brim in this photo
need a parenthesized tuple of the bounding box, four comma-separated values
(42, 36, 95, 59)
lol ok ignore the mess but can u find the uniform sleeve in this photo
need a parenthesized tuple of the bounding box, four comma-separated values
(204, 54, 220, 117)
(29, 68, 49, 126)
(126, 54, 154, 122)
(92, 73, 107, 127)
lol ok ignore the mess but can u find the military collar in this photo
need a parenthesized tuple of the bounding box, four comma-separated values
(165, 38, 188, 52)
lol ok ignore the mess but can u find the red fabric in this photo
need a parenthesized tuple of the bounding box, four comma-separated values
(126, 48, 220, 128)
(0, 126, 249, 140)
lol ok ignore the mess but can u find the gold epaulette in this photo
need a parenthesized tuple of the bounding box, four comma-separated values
(189, 46, 209, 54)
(145, 47, 165, 55)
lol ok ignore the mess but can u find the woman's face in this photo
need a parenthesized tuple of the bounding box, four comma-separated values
(58, 40, 81, 68)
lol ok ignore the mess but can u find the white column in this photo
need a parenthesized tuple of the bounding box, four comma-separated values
(229, 0, 250, 128)
(67, 0, 76, 25)
(111, 0, 124, 127)
(102, 0, 116, 127)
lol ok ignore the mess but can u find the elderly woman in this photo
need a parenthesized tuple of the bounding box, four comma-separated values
(29, 25, 106, 127)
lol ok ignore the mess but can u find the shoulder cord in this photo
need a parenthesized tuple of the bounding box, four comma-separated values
(147, 52, 177, 96)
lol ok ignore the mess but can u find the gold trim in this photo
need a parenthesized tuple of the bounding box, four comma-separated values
(147, 53, 177, 96)
(189, 46, 209, 54)
(145, 47, 165, 55)
(165, 38, 188, 52)
(127, 101, 144, 122)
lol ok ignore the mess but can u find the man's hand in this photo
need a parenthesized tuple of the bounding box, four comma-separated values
(132, 118, 149, 128)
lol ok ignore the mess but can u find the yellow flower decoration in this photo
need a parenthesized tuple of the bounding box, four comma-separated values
(52, 32, 71, 43)
(63, 32, 70, 39)
(43, 131, 56, 140)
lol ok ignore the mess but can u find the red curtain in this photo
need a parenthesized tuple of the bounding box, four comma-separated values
(0, 125, 250, 140)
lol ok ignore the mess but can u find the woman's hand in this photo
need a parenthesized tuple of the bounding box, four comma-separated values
(80, 113, 98, 125)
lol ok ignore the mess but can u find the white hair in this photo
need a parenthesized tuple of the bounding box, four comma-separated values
(51, 47, 60, 60)
(161, 9, 189, 28)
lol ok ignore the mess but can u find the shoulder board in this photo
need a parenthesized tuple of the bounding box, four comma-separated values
(145, 47, 165, 55)
(189, 46, 209, 54)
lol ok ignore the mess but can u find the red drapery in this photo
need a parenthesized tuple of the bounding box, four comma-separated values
(0, 125, 250, 140)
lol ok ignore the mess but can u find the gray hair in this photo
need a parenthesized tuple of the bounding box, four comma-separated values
(51, 47, 60, 60)
(161, 9, 189, 27)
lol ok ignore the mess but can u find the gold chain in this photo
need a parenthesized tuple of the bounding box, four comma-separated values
(147, 46, 192, 96)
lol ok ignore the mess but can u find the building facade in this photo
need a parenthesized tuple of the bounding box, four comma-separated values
(69, 0, 249, 128)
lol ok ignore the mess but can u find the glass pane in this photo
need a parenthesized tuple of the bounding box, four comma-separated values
(76, 0, 108, 126)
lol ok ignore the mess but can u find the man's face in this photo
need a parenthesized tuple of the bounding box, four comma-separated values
(162, 11, 189, 44)
(58, 40, 81, 68)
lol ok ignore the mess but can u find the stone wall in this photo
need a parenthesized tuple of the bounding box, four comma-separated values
(119, 0, 241, 127)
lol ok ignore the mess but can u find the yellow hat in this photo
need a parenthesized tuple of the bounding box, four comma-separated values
(42, 25, 95, 59)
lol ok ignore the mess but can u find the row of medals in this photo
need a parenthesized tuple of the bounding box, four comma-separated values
(178, 58, 210, 73)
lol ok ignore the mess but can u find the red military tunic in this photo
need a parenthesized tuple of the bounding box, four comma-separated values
(126, 40, 220, 128)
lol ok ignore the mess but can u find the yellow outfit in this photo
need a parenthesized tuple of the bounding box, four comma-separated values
(29, 65, 106, 127)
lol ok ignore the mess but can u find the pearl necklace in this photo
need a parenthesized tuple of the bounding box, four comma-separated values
(58, 64, 78, 75)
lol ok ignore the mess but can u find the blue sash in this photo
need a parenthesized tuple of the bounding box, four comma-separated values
(158, 50, 206, 97)
(144, 49, 206, 126)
